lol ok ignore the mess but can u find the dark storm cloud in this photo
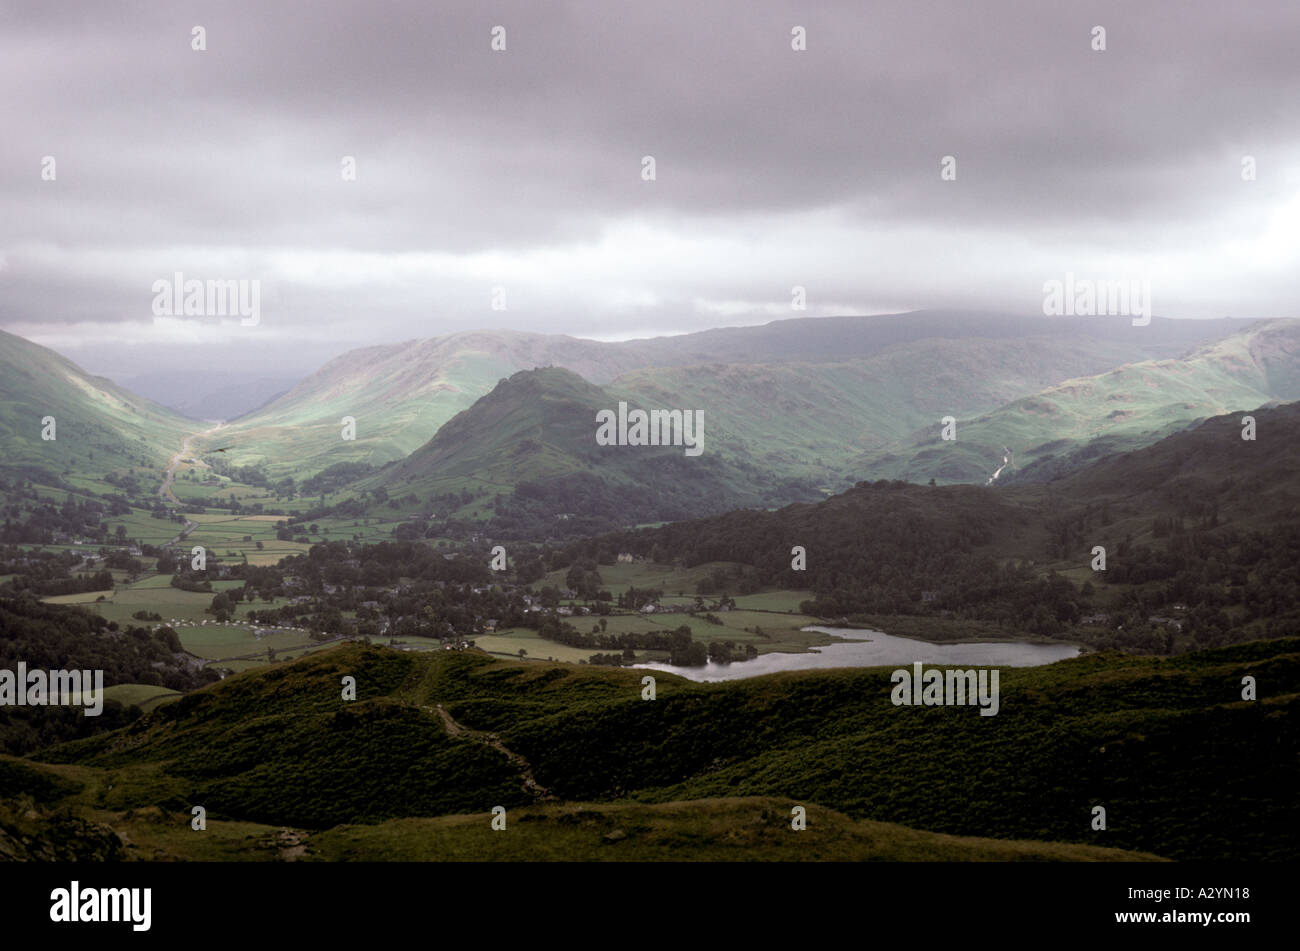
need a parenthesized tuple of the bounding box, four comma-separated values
(1, 0, 1298, 373)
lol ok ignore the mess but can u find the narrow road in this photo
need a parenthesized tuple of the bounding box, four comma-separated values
(160, 435, 193, 504)
(160, 423, 225, 504)
(430, 703, 555, 801)
(159, 426, 226, 545)
(160, 424, 226, 546)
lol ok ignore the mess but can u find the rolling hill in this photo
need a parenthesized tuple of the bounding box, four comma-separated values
(339, 320, 1300, 533)
(0, 329, 191, 494)
(564, 399, 1300, 650)
(19, 636, 1298, 861)
(858, 318, 1300, 484)
(373, 366, 811, 534)
(201, 312, 1249, 484)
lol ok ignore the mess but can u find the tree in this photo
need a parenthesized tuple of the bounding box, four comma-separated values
(208, 591, 233, 622)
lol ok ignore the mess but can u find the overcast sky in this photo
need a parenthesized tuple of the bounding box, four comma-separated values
(2, 0, 1299, 380)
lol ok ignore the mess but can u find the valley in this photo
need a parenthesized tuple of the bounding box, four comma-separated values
(2, 311, 1299, 864)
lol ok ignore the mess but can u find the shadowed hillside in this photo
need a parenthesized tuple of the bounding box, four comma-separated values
(25, 637, 1299, 861)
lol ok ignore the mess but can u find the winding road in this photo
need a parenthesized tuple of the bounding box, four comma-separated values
(160, 424, 225, 544)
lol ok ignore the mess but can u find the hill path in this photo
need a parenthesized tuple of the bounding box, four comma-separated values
(159, 424, 226, 546)
(160, 423, 225, 504)
(430, 703, 556, 801)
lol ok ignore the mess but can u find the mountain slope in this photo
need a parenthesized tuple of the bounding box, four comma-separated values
(0, 329, 191, 491)
(568, 399, 1300, 649)
(206, 313, 1249, 482)
(609, 333, 1181, 487)
(375, 367, 812, 534)
(32, 638, 1299, 860)
(341, 323, 1300, 532)
(0, 783, 1161, 862)
(857, 318, 1300, 484)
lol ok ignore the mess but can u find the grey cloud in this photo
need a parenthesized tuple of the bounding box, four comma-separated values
(1, 0, 1298, 371)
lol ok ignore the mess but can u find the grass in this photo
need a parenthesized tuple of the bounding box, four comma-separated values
(551, 606, 829, 655)
(474, 631, 601, 664)
(162, 622, 316, 660)
(41, 590, 115, 604)
(103, 684, 184, 712)
(541, 560, 732, 597)
(26, 637, 1297, 861)
(0, 792, 1164, 862)
(306, 797, 1165, 862)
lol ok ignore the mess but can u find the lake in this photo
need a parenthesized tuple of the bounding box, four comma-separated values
(633, 625, 1081, 683)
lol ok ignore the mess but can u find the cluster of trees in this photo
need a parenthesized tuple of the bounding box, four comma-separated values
(202, 457, 271, 488)
(169, 570, 213, 593)
(2, 567, 114, 598)
(102, 471, 142, 494)
(0, 494, 111, 544)
(0, 596, 220, 754)
(536, 615, 716, 665)
(616, 586, 661, 611)
(298, 461, 375, 496)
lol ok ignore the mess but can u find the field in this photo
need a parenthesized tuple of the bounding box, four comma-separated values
(102, 510, 188, 546)
(540, 560, 738, 597)
(183, 514, 306, 565)
(102, 684, 183, 712)
(162, 621, 322, 662)
(473, 630, 604, 664)
(578, 608, 828, 654)
(176, 512, 421, 565)
(37, 571, 327, 672)
(40, 590, 115, 605)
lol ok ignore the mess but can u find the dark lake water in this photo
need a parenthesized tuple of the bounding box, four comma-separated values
(633, 625, 1081, 683)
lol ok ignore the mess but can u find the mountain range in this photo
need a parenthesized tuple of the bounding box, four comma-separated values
(2, 312, 1297, 532)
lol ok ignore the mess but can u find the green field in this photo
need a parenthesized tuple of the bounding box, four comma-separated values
(474, 630, 602, 664)
(38, 572, 326, 672)
(540, 560, 758, 597)
(0, 793, 1160, 863)
(102, 510, 188, 546)
(40, 590, 115, 605)
(102, 684, 184, 712)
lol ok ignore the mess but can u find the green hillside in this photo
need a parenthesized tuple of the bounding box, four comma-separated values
(861, 318, 1300, 484)
(207, 331, 616, 480)
(374, 367, 809, 534)
(23, 637, 1299, 861)
(0, 788, 1161, 862)
(565, 400, 1300, 652)
(0, 330, 190, 494)
(330, 328, 1276, 532)
(203, 313, 1248, 488)
(609, 333, 1189, 489)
